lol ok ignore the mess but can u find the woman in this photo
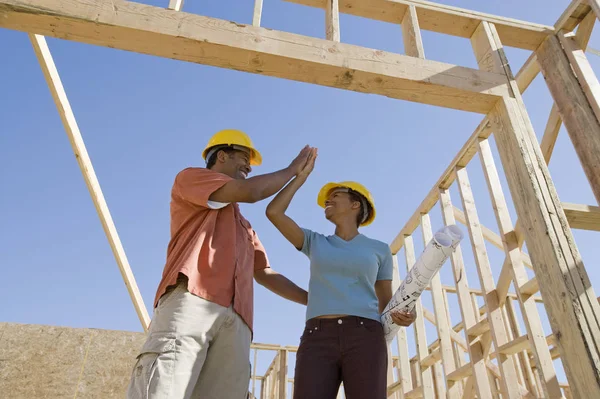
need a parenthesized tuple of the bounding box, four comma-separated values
(265, 149, 416, 399)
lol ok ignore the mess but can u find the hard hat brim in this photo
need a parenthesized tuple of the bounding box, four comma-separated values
(203, 145, 263, 166)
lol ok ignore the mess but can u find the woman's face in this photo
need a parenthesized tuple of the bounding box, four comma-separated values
(324, 190, 360, 224)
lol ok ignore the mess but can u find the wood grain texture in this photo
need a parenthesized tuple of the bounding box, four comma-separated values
(0, 0, 510, 114)
(284, 0, 553, 50)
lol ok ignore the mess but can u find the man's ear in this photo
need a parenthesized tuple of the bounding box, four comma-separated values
(216, 149, 228, 164)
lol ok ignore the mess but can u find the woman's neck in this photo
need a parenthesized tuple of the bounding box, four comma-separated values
(334, 221, 360, 241)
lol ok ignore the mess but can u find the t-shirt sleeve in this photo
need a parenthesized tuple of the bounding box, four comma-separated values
(377, 246, 394, 281)
(173, 168, 233, 208)
(252, 230, 271, 272)
(298, 228, 315, 257)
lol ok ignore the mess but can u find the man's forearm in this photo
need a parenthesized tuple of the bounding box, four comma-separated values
(245, 167, 297, 202)
(257, 271, 308, 305)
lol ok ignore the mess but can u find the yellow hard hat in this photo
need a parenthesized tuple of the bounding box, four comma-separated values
(317, 181, 376, 226)
(202, 129, 263, 166)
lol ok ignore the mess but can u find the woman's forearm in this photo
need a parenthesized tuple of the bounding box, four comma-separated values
(266, 176, 306, 217)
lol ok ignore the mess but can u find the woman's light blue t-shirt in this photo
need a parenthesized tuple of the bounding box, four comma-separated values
(299, 228, 394, 322)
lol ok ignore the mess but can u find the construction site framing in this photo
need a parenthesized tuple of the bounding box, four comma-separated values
(2, 0, 600, 398)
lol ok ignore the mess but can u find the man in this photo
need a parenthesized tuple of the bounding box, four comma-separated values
(127, 129, 312, 399)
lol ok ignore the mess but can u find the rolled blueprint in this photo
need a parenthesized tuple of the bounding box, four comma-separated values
(381, 225, 464, 343)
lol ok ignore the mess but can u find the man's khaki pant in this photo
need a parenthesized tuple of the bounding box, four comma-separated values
(126, 277, 252, 399)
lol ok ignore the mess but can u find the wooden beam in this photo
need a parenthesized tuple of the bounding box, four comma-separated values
(491, 95, 600, 399)
(439, 189, 494, 398)
(392, 255, 413, 397)
(284, 0, 554, 50)
(479, 134, 563, 399)
(575, 9, 596, 49)
(325, 0, 340, 42)
(540, 104, 562, 164)
(505, 299, 541, 397)
(252, 0, 264, 27)
(453, 207, 533, 270)
(563, 202, 600, 231)
(404, 235, 435, 398)
(0, 0, 510, 114)
(420, 216, 459, 398)
(278, 349, 287, 399)
(29, 34, 151, 332)
(555, 1, 591, 33)
(538, 34, 600, 205)
(497, 335, 530, 356)
(402, 5, 425, 58)
(590, 0, 600, 21)
(456, 166, 522, 398)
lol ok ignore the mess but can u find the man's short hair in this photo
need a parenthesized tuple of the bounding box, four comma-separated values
(206, 146, 237, 169)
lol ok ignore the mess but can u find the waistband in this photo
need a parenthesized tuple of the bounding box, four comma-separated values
(305, 316, 381, 329)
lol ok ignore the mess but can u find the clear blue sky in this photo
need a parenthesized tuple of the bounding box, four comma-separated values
(1, 0, 599, 386)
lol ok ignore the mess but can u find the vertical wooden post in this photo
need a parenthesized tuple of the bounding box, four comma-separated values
(537, 34, 600, 205)
(404, 235, 435, 398)
(504, 299, 540, 397)
(252, 0, 264, 27)
(439, 189, 494, 398)
(278, 349, 287, 399)
(491, 95, 600, 398)
(455, 166, 522, 398)
(167, 0, 184, 11)
(477, 137, 563, 398)
(421, 214, 459, 398)
(402, 5, 425, 59)
(392, 254, 412, 398)
(325, 0, 340, 42)
(252, 348, 258, 397)
(29, 34, 151, 331)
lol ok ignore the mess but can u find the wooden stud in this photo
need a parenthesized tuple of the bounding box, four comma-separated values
(393, 254, 413, 397)
(167, 0, 183, 11)
(252, 348, 258, 396)
(538, 34, 600, 205)
(420, 214, 459, 398)
(455, 166, 522, 398)
(563, 202, 600, 231)
(252, 0, 264, 27)
(278, 349, 287, 399)
(0, 0, 511, 115)
(439, 188, 494, 399)
(575, 10, 595, 50)
(590, 0, 600, 21)
(283, 0, 554, 50)
(505, 298, 540, 397)
(325, 0, 340, 42)
(404, 235, 435, 398)
(540, 104, 563, 164)
(29, 34, 151, 332)
(478, 137, 562, 398)
(402, 5, 425, 59)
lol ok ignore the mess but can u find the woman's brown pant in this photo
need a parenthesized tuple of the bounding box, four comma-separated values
(292, 316, 388, 399)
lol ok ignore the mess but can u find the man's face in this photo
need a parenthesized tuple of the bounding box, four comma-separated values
(222, 149, 252, 180)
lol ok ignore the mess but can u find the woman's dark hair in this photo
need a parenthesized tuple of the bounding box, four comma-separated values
(206, 146, 237, 169)
(348, 189, 372, 227)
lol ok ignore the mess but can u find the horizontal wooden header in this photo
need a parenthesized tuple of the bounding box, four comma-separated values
(0, 0, 510, 113)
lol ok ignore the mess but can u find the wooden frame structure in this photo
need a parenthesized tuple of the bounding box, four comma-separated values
(2, 0, 600, 397)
